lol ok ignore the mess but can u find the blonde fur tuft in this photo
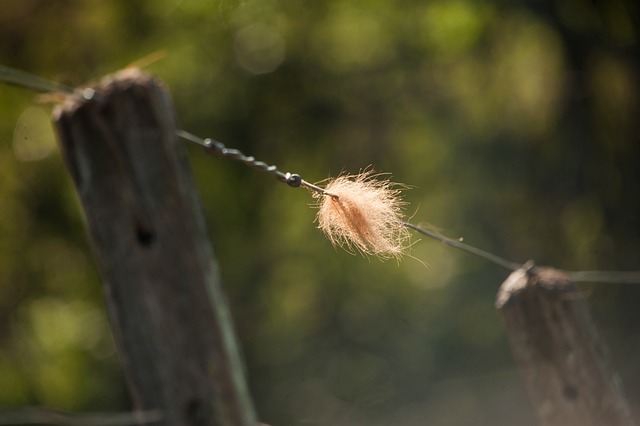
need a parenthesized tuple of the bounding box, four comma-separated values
(314, 171, 410, 259)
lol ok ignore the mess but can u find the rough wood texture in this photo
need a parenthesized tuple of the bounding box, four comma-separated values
(53, 69, 257, 426)
(496, 265, 635, 426)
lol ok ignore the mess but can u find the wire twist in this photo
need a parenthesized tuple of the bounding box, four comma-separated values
(176, 130, 336, 198)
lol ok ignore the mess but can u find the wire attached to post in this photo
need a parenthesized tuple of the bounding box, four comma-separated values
(403, 222, 522, 271)
(1, 65, 638, 284)
(177, 129, 640, 283)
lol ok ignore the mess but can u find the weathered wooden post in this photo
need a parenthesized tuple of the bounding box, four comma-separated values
(496, 263, 635, 426)
(53, 69, 257, 426)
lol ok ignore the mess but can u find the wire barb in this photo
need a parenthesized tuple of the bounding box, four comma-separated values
(176, 130, 336, 196)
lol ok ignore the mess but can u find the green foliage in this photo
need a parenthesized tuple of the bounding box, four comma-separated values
(1, 0, 639, 424)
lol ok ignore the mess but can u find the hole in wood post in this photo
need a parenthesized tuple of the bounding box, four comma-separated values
(135, 223, 155, 247)
(563, 384, 578, 400)
(185, 398, 204, 425)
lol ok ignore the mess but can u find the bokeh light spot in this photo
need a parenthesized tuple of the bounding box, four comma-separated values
(234, 23, 286, 75)
(13, 106, 56, 162)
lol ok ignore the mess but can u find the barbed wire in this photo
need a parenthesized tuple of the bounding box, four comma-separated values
(2, 65, 639, 285)
(178, 130, 640, 283)
(176, 130, 335, 197)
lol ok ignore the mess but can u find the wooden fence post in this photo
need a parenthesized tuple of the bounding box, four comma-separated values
(496, 263, 635, 426)
(53, 69, 257, 426)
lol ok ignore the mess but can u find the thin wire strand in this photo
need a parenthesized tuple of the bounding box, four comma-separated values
(0, 65, 74, 94)
(179, 130, 640, 284)
(404, 222, 522, 271)
(405, 222, 640, 284)
(0, 407, 161, 426)
(176, 130, 337, 197)
(1, 69, 638, 285)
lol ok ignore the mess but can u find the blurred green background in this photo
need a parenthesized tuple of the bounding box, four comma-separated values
(1, 0, 639, 425)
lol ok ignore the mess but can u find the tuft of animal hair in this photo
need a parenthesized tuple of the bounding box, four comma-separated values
(314, 170, 411, 260)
